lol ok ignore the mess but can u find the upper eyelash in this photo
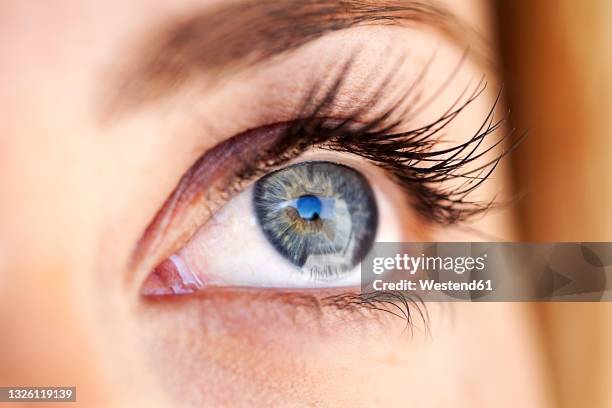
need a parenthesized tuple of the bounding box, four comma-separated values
(331, 84, 512, 224)
(240, 50, 519, 225)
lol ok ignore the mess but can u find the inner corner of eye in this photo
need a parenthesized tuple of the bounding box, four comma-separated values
(140, 160, 380, 296)
(141, 255, 205, 297)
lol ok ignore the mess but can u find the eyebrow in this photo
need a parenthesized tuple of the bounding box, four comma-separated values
(110, 0, 486, 115)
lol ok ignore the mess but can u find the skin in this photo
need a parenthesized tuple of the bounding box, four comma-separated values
(0, 0, 551, 407)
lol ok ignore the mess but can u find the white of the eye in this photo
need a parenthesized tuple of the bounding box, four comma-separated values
(176, 178, 403, 288)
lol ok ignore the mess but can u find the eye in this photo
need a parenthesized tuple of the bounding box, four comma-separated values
(136, 48, 504, 297)
(140, 158, 403, 295)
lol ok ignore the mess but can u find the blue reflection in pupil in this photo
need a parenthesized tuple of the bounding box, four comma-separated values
(296, 195, 322, 220)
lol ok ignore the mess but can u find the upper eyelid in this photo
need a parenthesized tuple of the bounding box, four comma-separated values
(105, 0, 491, 118)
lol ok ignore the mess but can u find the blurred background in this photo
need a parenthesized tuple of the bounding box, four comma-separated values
(495, 1, 612, 407)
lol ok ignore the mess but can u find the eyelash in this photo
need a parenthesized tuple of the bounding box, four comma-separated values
(321, 291, 430, 334)
(231, 53, 517, 226)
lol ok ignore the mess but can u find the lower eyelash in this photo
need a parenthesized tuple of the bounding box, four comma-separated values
(254, 290, 430, 334)
(321, 291, 430, 335)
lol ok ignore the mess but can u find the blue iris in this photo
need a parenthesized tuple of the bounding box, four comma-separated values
(253, 161, 378, 279)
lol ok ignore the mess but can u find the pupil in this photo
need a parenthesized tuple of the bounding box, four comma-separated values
(296, 195, 322, 220)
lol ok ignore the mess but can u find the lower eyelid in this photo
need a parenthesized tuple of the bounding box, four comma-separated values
(141, 287, 425, 330)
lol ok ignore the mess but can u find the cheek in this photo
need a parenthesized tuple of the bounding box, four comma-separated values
(134, 290, 428, 406)
(134, 293, 543, 407)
